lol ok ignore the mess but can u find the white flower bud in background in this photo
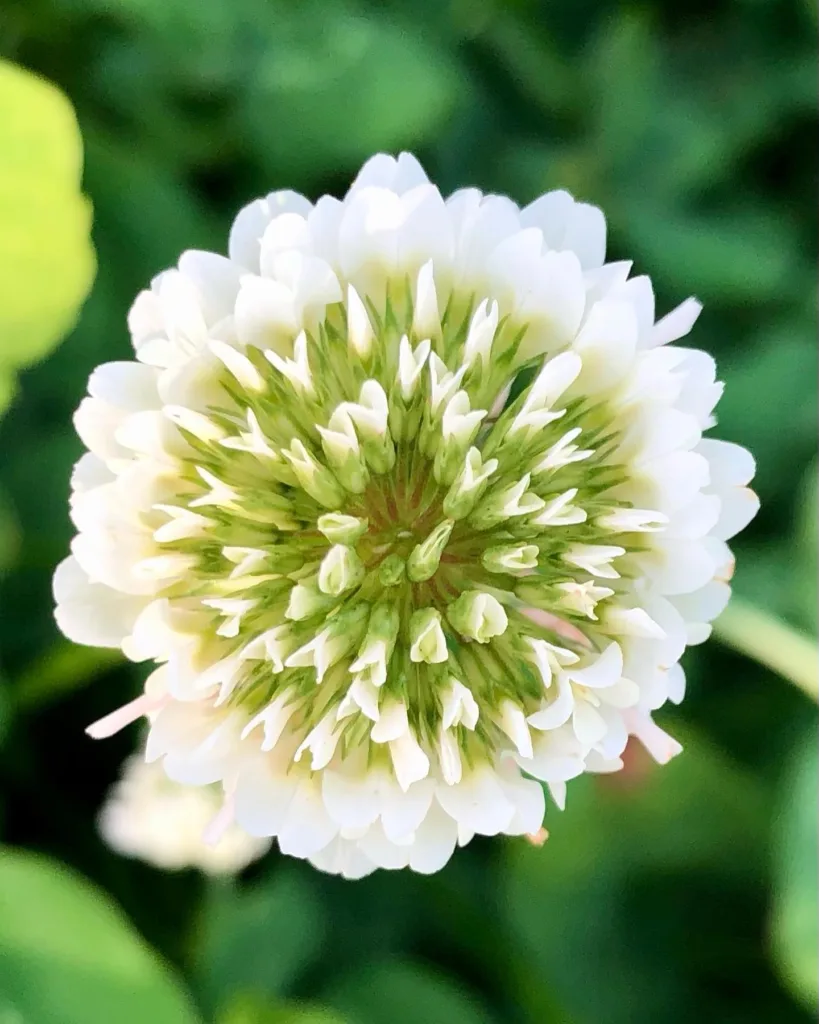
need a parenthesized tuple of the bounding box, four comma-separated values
(99, 754, 270, 874)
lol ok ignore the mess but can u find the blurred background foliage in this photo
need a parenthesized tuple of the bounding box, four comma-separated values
(0, 0, 816, 1021)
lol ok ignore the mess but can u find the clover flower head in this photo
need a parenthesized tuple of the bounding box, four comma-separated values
(55, 152, 758, 878)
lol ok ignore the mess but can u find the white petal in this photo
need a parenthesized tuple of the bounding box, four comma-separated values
(70, 452, 113, 493)
(520, 189, 574, 233)
(321, 770, 381, 830)
(441, 679, 480, 731)
(306, 195, 344, 267)
(438, 727, 463, 786)
(396, 185, 453, 272)
(408, 801, 459, 874)
(258, 213, 312, 271)
(234, 275, 299, 351)
(672, 580, 731, 628)
(390, 731, 431, 791)
(370, 700, 408, 743)
(346, 284, 374, 357)
(309, 835, 377, 879)
(73, 397, 131, 464)
(650, 297, 702, 348)
(583, 749, 624, 774)
(229, 190, 312, 270)
(435, 767, 515, 836)
(412, 259, 441, 340)
(53, 556, 145, 647)
(666, 663, 687, 704)
(177, 250, 242, 325)
(498, 763, 546, 836)
(380, 777, 436, 843)
(449, 191, 521, 282)
(523, 727, 587, 782)
(664, 493, 721, 540)
(571, 700, 608, 746)
(698, 438, 756, 488)
(499, 701, 533, 758)
(563, 202, 607, 269)
(547, 779, 567, 809)
(637, 536, 718, 595)
(713, 488, 760, 541)
(598, 678, 641, 709)
(603, 606, 667, 640)
(527, 676, 574, 731)
(234, 760, 298, 837)
(356, 823, 412, 870)
(566, 643, 623, 690)
(616, 275, 655, 345)
(88, 362, 159, 411)
(348, 152, 429, 195)
(277, 776, 338, 856)
(627, 713, 683, 764)
(573, 299, 638, 394)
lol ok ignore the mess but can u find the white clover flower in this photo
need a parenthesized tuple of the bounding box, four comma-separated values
(54, 152, 759, 879)
(99, 753, 271, 874)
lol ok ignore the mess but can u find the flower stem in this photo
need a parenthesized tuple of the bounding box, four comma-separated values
(714, 598, 817, 701)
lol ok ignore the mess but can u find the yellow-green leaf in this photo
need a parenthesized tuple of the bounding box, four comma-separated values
(218, 993, 348, 1024)
(0, 60, 95, 376)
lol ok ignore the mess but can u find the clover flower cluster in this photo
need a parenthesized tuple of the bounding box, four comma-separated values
(54, 153, 757, 877)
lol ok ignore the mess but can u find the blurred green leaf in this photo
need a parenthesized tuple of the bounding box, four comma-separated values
(590, 11, 658, 166)
(84, 133, 221, 287)
(794, 463, 818, 634)
(771, 726, 819, 1009)
(0, 847, 201, 1024)
(219, 992, 347, 1024)
(0, 61, 95, 383)
(717, 332, 817, 502)
(240, 4, 463, 181)
(198, 869, 327, 1014)
(732, 460, 818, 637)
(714, 599, 818, 701)
(0, 485, 21, 574)
(13, 641, 123, 712)
(732, 544, 802, 630)
(620, 201, 799, 304)
(478, 11, 573, 116)
(324, 960, 494, 1024)
(0, 675, 10, 752)
(0, 373, 13, 418)
(502, 729, 769, 1024)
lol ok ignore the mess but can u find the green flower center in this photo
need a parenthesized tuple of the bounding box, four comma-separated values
(150, 287, 644, 760)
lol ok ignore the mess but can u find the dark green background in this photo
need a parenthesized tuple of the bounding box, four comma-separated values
(0, 1, 816, 1021)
